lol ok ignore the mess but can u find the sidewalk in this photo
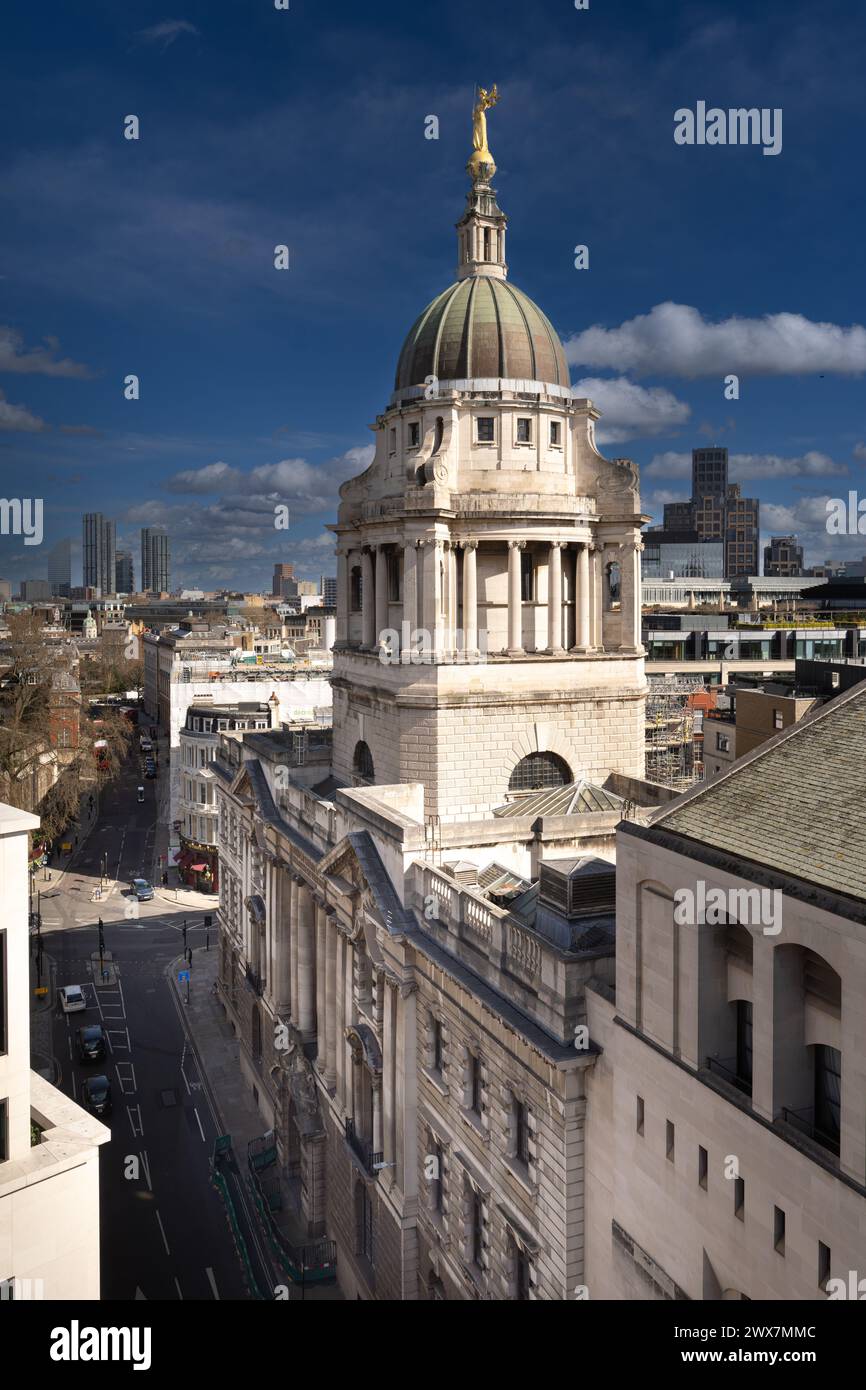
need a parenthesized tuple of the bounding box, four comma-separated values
(44, 785, 101, 890)
(170, 945, 342, 1301)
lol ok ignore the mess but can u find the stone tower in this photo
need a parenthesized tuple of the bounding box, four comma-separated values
(331, 121, 648, 823)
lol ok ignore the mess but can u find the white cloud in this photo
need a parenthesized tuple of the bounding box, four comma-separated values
(645, 449, 847, 480)
(564, 302, 866, 378)
(135, 20, 200, 49)
(853, 442, 866, 461)
(572, 376, 690, 443)
(0, 325, 91, 378)
(0, 389, 48, 432)
(163, 461, 242, 494)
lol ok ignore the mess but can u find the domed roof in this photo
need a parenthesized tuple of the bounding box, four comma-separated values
(394, 276, 570, 393)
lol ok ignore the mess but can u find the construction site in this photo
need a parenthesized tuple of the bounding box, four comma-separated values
(644, 676, 712, 791)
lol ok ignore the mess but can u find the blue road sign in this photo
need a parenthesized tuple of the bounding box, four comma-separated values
(178, 969, 190, 983)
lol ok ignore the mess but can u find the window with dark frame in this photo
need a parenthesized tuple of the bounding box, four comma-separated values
(349, 565, 362, 612)
(471, 1188, 484, 1267)
(515, 1100, 530, 1165)
(515, 1245, 531, 1300)
(818, 1240, 831, 1288)
(516, 417, 532, 444)
(520, 550, 535, 601)
(387, 552, 401, 603)
(666, 1120, 675, 1161)
(699, 1145, 708, 1189)
(734, 1176, 745, 1220)
(636, 1095, 645, 1135)
(432, 1140, 444, 1214)
(0, 1098, 7, 1164)
(469, 1052, 481, 1114)
(433, 1018, 444, 1073)
(774, 1206, 786, 1254)
(549, 420, 561, 447)
(477, 416, 495, 443)
(408, 421, 420, 448)
(508, 751, 571, 793)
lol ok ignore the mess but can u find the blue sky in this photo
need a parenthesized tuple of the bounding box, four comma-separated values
(1, 0, 865, 591)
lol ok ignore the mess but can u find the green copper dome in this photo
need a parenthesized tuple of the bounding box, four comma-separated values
(394, 276, 570, 392)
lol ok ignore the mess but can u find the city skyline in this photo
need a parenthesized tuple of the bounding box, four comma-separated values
(1, 0, 865, 592)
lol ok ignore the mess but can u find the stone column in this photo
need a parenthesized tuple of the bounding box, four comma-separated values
(335, 931, 347, 1108)
(361, 548, 375, 649)
(548, 541, 563, 653)
(619, 537, 643, 652)
(507, 540, 525, 655)
(372, 1075, 383, 1157)
(335, 548, 349, 645)
(462, 540, 478, 656)
(375, 545, 388, 650)
(591, 543, 603, 650)
(289, 874, 300, 1022)
(382, 976, 396, 1172)
(297, 883, 316, 1039)
(272, 867, 291, 1015)
(403, 540, 418, 637)
(447, 541, 458, 652)
(325, 914, 337, 1089)
(575, 543, 591, 650)
(315, 900, 326, 1066)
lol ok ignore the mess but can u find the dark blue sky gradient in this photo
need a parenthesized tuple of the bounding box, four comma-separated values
(1, 0, 865, 588)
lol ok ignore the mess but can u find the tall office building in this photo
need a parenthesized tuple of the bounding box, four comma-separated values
(764, 534, 804, 577)
(115, 550, 134, 593)
(47, 538, 72, 597)
(657, 449, 758, 579)
(321, 574, 337, 607)
(272, 562, 297, 599)
(82, 513, 116, 596)
(141, 528, 170, 593)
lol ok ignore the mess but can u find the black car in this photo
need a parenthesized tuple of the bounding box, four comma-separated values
(84, 1074, 113, 1116)
(145, 765, 157, 779)
(77, 1024, 106, 1063)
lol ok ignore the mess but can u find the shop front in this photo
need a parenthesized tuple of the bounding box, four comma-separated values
(176, 835, 219, 895)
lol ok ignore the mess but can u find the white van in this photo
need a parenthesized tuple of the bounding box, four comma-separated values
(59, 985, 86, 1013)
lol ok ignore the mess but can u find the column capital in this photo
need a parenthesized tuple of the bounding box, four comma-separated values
(460, 538, 478, 551)
(508, 538, 526, 551)
(548, 539, 566, 550)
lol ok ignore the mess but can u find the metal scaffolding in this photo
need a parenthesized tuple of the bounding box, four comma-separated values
(645, 677, 706, 791)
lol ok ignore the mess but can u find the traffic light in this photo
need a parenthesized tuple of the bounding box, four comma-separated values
(98, 917, 105, 952)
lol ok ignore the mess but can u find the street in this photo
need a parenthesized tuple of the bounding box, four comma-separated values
(35, 725, 268, 1302)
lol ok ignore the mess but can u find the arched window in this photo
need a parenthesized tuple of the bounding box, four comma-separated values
(353, 740, 375, 782)
(508, 751, 571, 794)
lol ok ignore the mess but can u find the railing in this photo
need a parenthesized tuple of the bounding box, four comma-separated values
(706, 1055, 752, 1098)
(418, 863, 545, 982)
(779, 1106, 840, 1157)
(345, 1117, 383, 1175)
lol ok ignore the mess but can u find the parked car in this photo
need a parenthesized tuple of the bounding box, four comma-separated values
(84, 1074, 112, 1116)
(59, 985, 86, 1013)
(131, 878, 154, 901)
(137, 785, 145, 802)
(145, 765, 157, 779)
(77, 1024, 106, 1063)
(139, 739, 153, 753)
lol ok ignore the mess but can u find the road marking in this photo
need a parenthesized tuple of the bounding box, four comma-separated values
(71, 1073, 77, 1101)
(205, 1267, 220, 1301)
(140, 1149, 152, 1191)
(67, 1036, 73, 1061)
(174, 1277, 183, 1300)
(116, 1062, 136, 1095)
(193, 1108, 206, 1142)
(155, 1211, 170, 1256)
(127, 1105, 144, 1138)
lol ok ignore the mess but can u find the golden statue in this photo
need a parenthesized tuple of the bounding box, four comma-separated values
(468, 83, 499, 178)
